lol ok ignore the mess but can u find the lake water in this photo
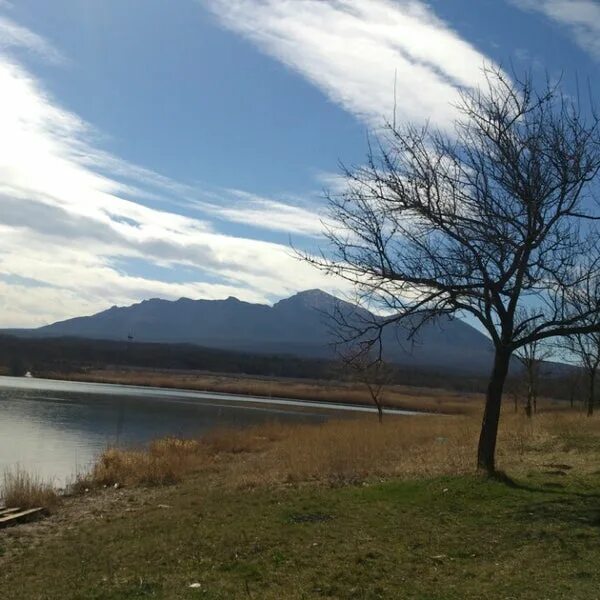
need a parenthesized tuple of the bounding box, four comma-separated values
(0, 376, 411, 489)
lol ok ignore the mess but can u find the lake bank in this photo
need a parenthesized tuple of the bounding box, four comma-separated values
(2, 411, 600, 598)
(0, 375, 370, 488)
(35, 367, 486, 414)
(0, 375, 424, 416)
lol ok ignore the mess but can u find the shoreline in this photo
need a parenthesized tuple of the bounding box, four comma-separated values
(29, 367, 486, 415)
(0, 374, 426, 416)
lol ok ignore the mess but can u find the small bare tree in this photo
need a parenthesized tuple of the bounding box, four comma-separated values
(516, 338, 553, 417)
(503, 376, 521, 414)
(568, 333, 600, 416)
(566, 370, 583, 409)
(561, 278, 600, 416)
(341, 347, 391, 423)
(309, 68, 600, 474)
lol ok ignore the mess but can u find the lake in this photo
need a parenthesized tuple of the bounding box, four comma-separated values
(0, 376, 413, 489)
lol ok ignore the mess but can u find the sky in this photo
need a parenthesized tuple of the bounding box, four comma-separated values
(0, 0, 599, 328)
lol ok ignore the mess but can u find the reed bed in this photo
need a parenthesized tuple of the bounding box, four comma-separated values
(77, 438, 207, 488)
(79, 410, 600, 492)
(1, 467, 59, 510)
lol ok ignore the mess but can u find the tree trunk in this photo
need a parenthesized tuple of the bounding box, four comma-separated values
(588, 373, 595, 417)
(525, 373, 538, 417)
(368, 388, 384, 424)
(477, 347, 511, 474)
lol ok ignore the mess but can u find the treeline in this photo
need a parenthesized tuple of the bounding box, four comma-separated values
(0, 335, 332, 379)
(0, 334, 582, 403)
(0, 334, 498, 391)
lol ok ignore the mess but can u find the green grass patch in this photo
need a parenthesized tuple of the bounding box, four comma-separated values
(3, 472, 600, 599)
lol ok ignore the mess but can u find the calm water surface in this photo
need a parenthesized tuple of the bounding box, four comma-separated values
(0, 376, 405, 489)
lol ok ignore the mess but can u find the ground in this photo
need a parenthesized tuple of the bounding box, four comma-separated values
(3, 472, 600, 599)
(2, 412, 600, 599)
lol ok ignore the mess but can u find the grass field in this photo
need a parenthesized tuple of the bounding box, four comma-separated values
(2, 411, 600, 599)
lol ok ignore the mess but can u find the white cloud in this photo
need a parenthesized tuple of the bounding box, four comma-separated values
(0, 15, 64, 63)
(194, 190, 324, 237)
(511, 0, 600, 60)
(0, 217, 339, 327)
(206, 0, 495, 130)
(0, 18, 346, 328)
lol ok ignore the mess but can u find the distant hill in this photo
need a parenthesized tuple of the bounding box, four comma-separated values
(6, 289, 495, 374)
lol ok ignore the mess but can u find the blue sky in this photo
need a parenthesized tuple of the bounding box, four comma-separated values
(0, 0, 598, 327)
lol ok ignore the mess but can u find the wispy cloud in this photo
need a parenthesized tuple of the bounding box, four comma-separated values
(0, 16, 342, 327)
(206, 0, 495, 130)
(0, 14, 64, 63)
(511, 0, 600, 60)
(195, 190, 324, 237)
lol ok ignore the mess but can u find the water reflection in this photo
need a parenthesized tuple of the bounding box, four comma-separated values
(0, 379, 336, 488)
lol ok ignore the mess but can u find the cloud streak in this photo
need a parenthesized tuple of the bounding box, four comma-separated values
(194, 190, 323, 237)
(512, 0, 600, 60)
(206, 0, 495, 130)
(0, 14, 64, 63)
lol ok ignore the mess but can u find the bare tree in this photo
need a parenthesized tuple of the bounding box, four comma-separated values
(566, 370, 583, 410)
(340, 347, 391, 423)
(569, 333, 600, 416)
(309, 68, 600, 474)
(516, 338, 553, 417)
(503, 376, 521, 414)
(561, 278, 600, 416)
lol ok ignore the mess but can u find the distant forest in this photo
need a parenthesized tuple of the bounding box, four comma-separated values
(0, 334, 488, 389)
(0, 334, 580, 402)
(0, 334, 334, 379)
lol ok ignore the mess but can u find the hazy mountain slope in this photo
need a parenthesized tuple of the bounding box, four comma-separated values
(23, 289, 494, 374)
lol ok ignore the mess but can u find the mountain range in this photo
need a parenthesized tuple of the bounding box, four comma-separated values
(6, 289, 496, 374)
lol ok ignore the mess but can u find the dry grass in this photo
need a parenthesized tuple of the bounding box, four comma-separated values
(2, 467, 60, 510)
(78, 438, 207, 489)
(79, 410, 600, 492)
(218, 416, 475, 487)
(47, 368, 488, 414)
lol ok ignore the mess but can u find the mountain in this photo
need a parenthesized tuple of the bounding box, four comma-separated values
(11, 289, 495, 374)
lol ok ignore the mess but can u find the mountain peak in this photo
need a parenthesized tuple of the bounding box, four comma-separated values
(289, 289, 332, 301)
(273, 289, 336, 310)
